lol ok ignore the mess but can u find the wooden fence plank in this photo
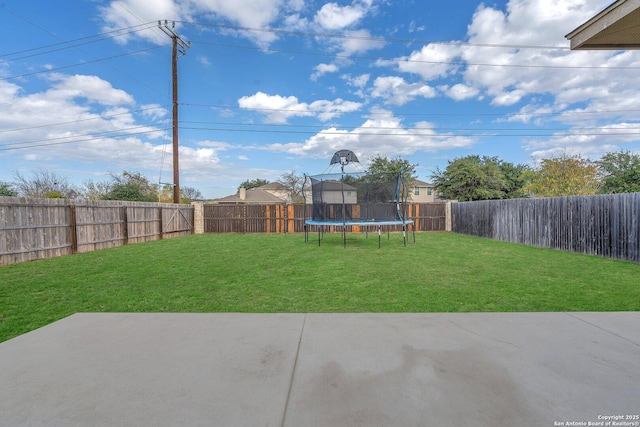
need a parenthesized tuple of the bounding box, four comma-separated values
(202, 202, 446, 234)
(0, 197, 193, 266)
(451, 193, 640, 263)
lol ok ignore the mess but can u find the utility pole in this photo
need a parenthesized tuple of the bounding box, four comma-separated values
(159, 20, 190, 203)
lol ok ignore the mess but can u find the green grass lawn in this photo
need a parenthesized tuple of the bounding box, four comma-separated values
(1, 232, 639, 342)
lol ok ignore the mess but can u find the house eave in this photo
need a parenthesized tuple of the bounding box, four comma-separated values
(566, 0, 640, 50)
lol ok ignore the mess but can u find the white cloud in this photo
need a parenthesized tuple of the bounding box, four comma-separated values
(46, 73, 135, 105)
(141, 104, 169, 121)
(100, 0, 285, 46)
(311, 63, 339, 80)
(380, 0, 633, 117)
(237, 91, 362, 123)
(458, 0, 627, 109)
(338, 29, 384, 56)
(343, 73, 370, 88)
(408, 20, 425, 33)
(314, 2, 366, 30)
(0, 75, 175, 182)
(197, 55, 212, 66)
(264, 108, 476, 161)
(443, 83, 479, 101)
(371, 76, 437, 106)
(341, 73, 370, 98)
(393, 43, 461, 81)
(99, 0, 181, 45)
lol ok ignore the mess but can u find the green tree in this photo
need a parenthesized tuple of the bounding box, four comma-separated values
(0, 182, 18, 196)
(597, 150, 640, 194)
(499, 161, 531, 199)
(431, 155, 514, 201)
(366, 155, 418, 183)
(103, 171, 158, 202)
(238, 178, 270, 190)
(361, 155, 418, 202)
(524, 154, 599, 197)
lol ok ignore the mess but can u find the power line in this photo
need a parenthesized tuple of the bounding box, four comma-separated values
(0, 24, 158, 61)
(191, 39, 640, 71)
(5, 122, 640, 152)
(180, 21, 570, 50)
(177, 120, 640, 133)
(5, 118, 640, 148)
(181, 102, 640, 118)
(3, 100, 640, 141)
(179, 125, 640, 138)
(0, 45, 167, 82)
(0, 125, 164, 148)
(0, 8, 165, 96)
(0, 105, 170, 134)
(0, 128, 165, 151)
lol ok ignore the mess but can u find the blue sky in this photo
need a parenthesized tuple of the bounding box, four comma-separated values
(2, 0, 638, 199)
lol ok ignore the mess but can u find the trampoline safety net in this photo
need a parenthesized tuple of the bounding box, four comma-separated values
(306, 171, 410, 225)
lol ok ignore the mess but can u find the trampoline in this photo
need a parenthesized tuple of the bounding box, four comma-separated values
(304, 149, 414, 248)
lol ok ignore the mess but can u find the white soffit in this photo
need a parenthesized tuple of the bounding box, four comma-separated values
(566, 0, 640, 50)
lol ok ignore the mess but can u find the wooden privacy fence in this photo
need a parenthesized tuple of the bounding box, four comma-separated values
(0, 197, 194, 266)
(202, 202, 448, 233)
(451, 193, 640, 263)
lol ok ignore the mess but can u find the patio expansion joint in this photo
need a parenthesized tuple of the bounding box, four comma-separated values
(446, 318, 521, 348)
(280, 313, 307, 427)
(564, 312, 640, 347)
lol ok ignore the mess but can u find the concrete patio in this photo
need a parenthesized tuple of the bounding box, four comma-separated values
(1, 312, 638, 426)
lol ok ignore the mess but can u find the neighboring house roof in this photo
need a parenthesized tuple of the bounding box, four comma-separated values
(259, 182, 287, 191)
(212, 187, 285, 204)
(413, 179, 433, 187)
(566, 0, 640, 49)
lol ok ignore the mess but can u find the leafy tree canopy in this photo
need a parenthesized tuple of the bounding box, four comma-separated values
(0, 182, 18, 197)
(524, 154, 599, 197)
(103, 171, 158, 202)
(597, 150, 640, 194)
(431, 155, 528, 201)
(366, 155, 418, 184)
(238, 178, 270, 190)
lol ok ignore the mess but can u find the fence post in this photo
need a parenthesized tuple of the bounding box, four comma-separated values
(412, 203, 419, 231)
(122, 206, 129, 245)
(192, 201, 205, 234)
(287, 205, 294, 234)
(242, 205, 247, 233)
(445, 201, 453, 232)
(69, 204, 78, 254)
(158, 206, 164, 240)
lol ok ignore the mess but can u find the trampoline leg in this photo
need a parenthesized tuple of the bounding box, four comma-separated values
(412, 223, 416, 244)
(343, 225, 346, 248)
(304, 224, 308, 243)
(378, 225, 381, 249)
(403, 224, 407, 247)
(318, 227, 321, 246)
